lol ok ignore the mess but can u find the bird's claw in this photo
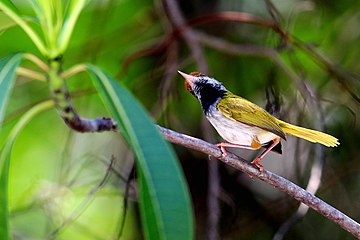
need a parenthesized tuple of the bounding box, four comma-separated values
(216, 143, 227, 160)
(216, 143, 265, 172)
(251, 158, 264, 172)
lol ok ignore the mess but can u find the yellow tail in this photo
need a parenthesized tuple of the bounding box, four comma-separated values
(278, 120, 339, 147)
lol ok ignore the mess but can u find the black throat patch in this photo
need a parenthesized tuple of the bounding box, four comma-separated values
(195, 82, 226, 115)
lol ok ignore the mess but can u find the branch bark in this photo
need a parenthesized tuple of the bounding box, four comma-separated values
(157, 125, 360, 239)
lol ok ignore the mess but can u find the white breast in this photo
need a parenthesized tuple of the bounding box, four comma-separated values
(206, 105, 277, 146)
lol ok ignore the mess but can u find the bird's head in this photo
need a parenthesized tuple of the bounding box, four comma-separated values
(178, 71, 227, 113)
(178, 71, 226, 98)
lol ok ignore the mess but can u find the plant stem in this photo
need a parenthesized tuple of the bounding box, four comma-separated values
(47, 57, 117, 132)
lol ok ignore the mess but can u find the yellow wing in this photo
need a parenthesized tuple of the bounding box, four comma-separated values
(217, 92, 286, 140)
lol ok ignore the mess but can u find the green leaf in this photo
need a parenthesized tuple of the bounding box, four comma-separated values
(0, 52, 23, 239)
(57, 0, 89, 55)
(0, 100, 54, 240)
(87, 65, 194, 240)
(0, 2, 47, 56)
(0, 53, 24, 125)
(0, 147, 10, 240)
(29, 0, 57, 50)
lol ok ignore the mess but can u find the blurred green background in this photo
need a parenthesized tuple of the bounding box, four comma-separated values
(1, 0, 360, 239)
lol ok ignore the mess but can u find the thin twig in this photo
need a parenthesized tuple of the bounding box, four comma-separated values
(47, 156, 115, 239)
(23, 53, 49, 72)
(122, 9, 359, 102)
(61, 64, 87, 79)
(265, 0, 283, 26)
(290, 38, 360, 103)
(202, 119, 220, 240)
(194, 30, 278, 57)
(157, 125, 360, 239)
(121, 11, 280, 71)
(273, 50, 327, 239)
(163, 0, 208, 72)
(117, 166, 135, 239)
(16, 67, 46, 81)
(154, 40, 179, 120)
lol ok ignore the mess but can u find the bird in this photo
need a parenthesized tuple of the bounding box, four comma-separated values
(178, 71, 339, 171)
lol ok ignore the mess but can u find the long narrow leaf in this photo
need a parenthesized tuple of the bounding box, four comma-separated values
(58, 0, 89, 54)
(87, 65, 194, 240)
(0, 100, 54, 240)
(0, 53, 24, 125)
(0, 53, 23, 239)
(0, 2, 47, 56)
(30, 0, 65, 54)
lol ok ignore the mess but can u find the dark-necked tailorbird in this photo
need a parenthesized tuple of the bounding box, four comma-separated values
(178, 71, 339, 171)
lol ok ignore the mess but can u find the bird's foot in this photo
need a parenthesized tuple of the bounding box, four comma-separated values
(250, 158, 264, 172)
(215, 143, 228, 160)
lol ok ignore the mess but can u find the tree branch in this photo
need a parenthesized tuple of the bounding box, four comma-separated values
(157, 125, 360, 239)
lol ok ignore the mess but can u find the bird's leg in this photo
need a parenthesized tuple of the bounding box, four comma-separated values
(216, 142, 260, 158)
(251, 138, 280, 172)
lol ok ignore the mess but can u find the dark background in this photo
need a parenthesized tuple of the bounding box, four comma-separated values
(2, 0, 360, 239)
